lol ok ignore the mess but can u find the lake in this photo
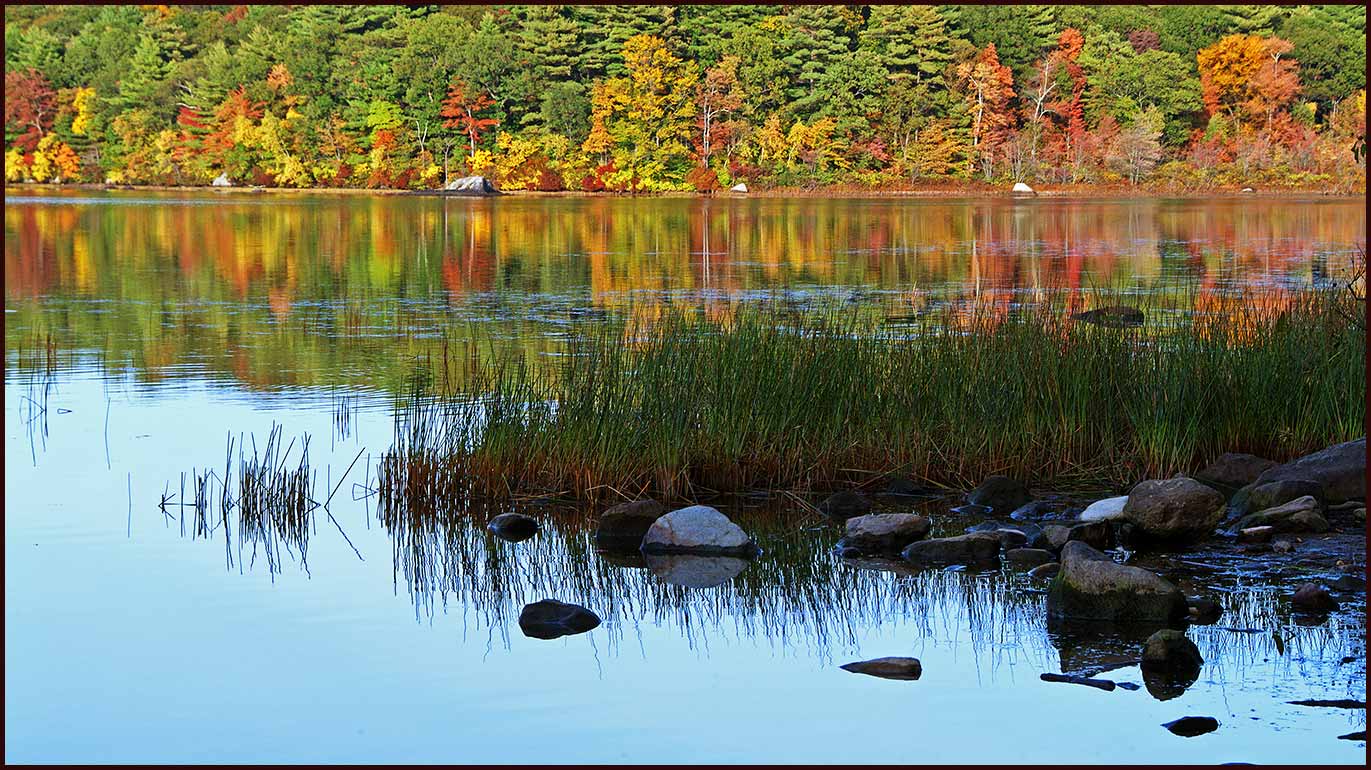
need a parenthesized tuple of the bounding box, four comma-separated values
(5, 191, 1366, 763)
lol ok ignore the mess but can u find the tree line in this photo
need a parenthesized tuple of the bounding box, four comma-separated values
(4, 4, 1366, 191)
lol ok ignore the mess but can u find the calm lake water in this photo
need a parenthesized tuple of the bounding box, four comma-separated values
(5, 191, 1366, 763)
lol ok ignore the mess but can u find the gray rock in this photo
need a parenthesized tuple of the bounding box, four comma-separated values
(1123, 478, 1225, 542)
(1080, 496, 1128, 522)
(1250, 438, 1366, 504)
(901, 533, 1001, 567)
(1047, 541, 1188, 623)
(1071, 306, 1144, 328)
(1028, 562, 1061, 579)
(640, 505, 756, 555)
(1233, 495, 1329, 534)
(1229, 478, 1325, 522)
(1007, 548, 1055, 569)
(730, 182, 748, 193)
(1043, 524, 1072, 551)
(818, 489, 872, 519)
(1010, 500, 1063, 521)
(1292, 583, 1338, 612)
(840, 657, 922, 680)
(843, 513, 931, 554)
(487, 512, 539, 542)
(518, 600, 600, 639)
(1194, 453, 1278, 494)
(1040, 672, 1117, 691)
(1271, 538, 1296, 554)
(596, 499, 665, 549)
(444, 175, 500, 194)
(967, 475, 1031, 514)
(1163, 716, 1219, 737)
(644, 553, 749, 588)
(1236, 525, 1276, 544)
(1141, 629, 1203, 673)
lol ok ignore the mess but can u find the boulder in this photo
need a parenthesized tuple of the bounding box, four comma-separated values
(640, 505, 757, 555)
(840, 657, 922, 680)
(730, 182, 748, 193)
(1043, 524, 1073, 551)
(1163, 716, 1219, 737)
(1006, 548, 1055, 569)
(211, 172, 233, 187)
(1233, 495, 1329, 534)
(644, 553, 749, 588)
(1291, 583, 1338, 612)
(1046, 541, 1188, 623)
(1249, 438, 1366, 504)
(444, 175, 500, 194)
(1028, 562, 1061, 579)
(966, 475, 1031, 515)
(965, 521, 1038, 549)
(1122, 477, 1225, 542)
(818, 489, 872, 519)
(1141, 629, 1203, 674)
(841, 513, 931, 555)
(901, 533, 1001, 567)
(1070, 306, 1144, 328)
(1229, 478, 1325, 522)
(1011, 181, 1035, 194)
(1194, 453, 1277, 495)
(1009, 500, 1062, 521)
(1068, 520, 1115, 551)
(518, 600, 601, 639)
(487, 512, 538, 542)
(595, 499, 665, 549)
(1080, 496, 1128, 522)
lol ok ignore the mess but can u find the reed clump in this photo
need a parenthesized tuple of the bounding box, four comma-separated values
(377, 288, 1364, 508)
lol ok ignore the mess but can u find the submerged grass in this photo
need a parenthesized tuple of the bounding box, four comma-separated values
(378, 287, 1365, 509)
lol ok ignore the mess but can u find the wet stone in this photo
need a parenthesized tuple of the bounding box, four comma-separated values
(518, 600, 601, 640)
(1163, 716, 1219, 737)
(818, 489, 873, 519)
(1006, 548, 1055, 569)
(1292, 583, 1339, 612)
(1141, 629, 1203, 674)
(966, 475, 1031, 515)
(1027, 562, 1061, 579)
(487, 512, 539, 542)
(902, 533, 1001, 568)
(595, 499, 665, 549)
(840, 657, 923, 680)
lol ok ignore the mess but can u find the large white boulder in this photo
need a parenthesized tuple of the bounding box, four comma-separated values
(730, 182, 748, 193)
(1079, 496, 1128, 522)
(211, 173, 233, 187)
(1012, 181, 1035, 194)
(445, 175, 499, 194)
(640, 505, 756, 555)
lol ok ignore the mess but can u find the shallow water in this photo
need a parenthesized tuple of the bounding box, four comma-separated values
(5, 191, 1366, 763)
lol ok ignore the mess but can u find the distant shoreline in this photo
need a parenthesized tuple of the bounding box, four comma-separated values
(5, 181, 1365, 200)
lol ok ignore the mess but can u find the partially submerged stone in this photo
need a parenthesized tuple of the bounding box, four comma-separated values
(966, 475, 1031, 515)
(487, 512, 539, 542)
(840, 657, 922, 680)
(1046, 541, 1188, 623)
(595, 499, 665, 549)
(818, 489, 872, 519)
(901, 532, 1001, 567)
(641, 505, 757, 556)
(1141, 629, 1203, 674)
(1163, 716, 1219, 737)
(1233, 495, 1329, 534)
(1071, 305, 1144, 328)
(644, 553, 750, 588)
(1006, 547, 1055, 569)
(518, 600, 601, 640)
(1122, 478, 1225, 543)
(1292, 583, 1339, 612)
(1027, 562, 1060, 579)
(842, 513, 930, 555)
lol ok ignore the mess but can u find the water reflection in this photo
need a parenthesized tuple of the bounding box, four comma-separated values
(6, 193, 1363, 393)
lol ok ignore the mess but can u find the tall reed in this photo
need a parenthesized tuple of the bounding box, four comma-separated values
(378, 288, 1365, 507)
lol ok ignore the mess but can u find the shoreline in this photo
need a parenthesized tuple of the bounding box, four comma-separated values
(5, 181, 1365, 200)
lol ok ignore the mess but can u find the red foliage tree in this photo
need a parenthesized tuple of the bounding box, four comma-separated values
(440, 80, 499, 160)
(5, 69, 57, 152)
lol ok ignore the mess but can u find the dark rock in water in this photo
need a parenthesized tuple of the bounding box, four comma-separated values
(1040, 672, 1116, 691)
(641, 505, 757, 556)
(1330, 574, 1365, 592)
(1288, 699, 1366, 709)
(596, 499, 664, 549)
(1292, 583, 1339, 612)
(1071, 305, 1145, 328)
(843, 513, 931, 555)
(883, 476, 928, 496)
(644, 553, 750, 588)
(902, 533, 1001, 567)
(1194, 453, 1278, 495)
(487, 512, 539, 542)
(1043, 524, 1072, 551)
(840, 656, 923, 680)
(1163, 716, 1219, 737)
(967, 521, 1032, 549)
(1068, 520, 1115, 551)
(1338, 731, 1367, 741)
(1010, 500, 1061, 521)
(1249, 437, 1366, 505)
(1007, 548, 1055, 569)
(1141, 629, 1204, 674)
(1233, 495, 1329, 534)
(967, 475, 1031, 515)
(1236, 525, 1276, 544)
(951, 503, 993, 517)
(1271, 538, 1296, 554)
(1047, 541, 1188, 623)
(1122, 477, 1226, 543)
(518, 600, 601, 640)
(818, 489, 873, 519)
(1229, 478, 1325, 522)
(1187, 597, 1223, 624)
(1028, 562, 1061, 579)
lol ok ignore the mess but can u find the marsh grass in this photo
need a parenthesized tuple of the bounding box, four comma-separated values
(377, 286, 1364, 508)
